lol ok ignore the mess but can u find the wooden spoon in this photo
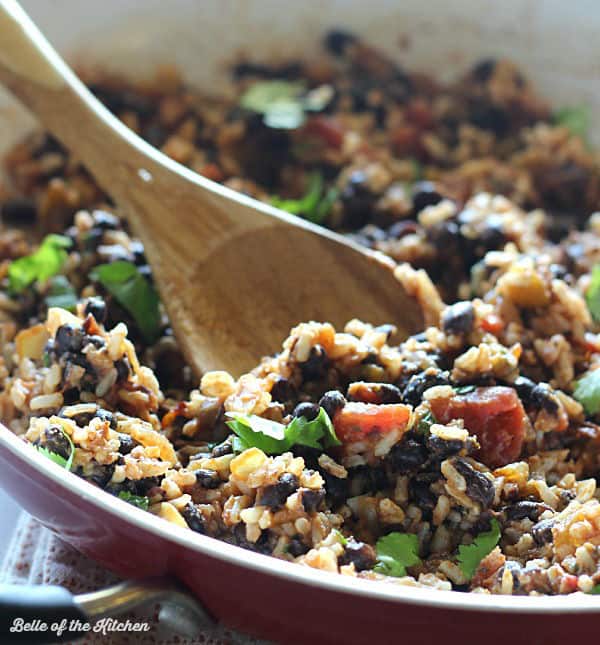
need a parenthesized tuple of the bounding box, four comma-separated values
(0, 0, 423, 376)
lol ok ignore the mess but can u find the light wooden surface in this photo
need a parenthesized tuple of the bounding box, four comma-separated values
(0, 0, 423, 376)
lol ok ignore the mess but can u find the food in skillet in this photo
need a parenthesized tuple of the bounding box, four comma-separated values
(1, 30, 600, 596)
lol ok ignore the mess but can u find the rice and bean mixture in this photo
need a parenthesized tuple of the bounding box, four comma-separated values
(2, 30, 600, 596)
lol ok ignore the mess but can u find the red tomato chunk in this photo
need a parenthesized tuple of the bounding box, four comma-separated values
(333, 402, 411, 443)
(428, 386, 526, 468)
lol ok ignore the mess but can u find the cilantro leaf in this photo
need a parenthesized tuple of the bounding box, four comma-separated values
(416, 409, 435, 436)
(89, 261, 161, 343)
(45, 275, 78, 312)
(9, 234, 72, 294)
(240, 80, 307, 129)
(554, 105, 591, 138)
(457, 518, 501, 580)
(373, 532, 421, 577)
(590, 584, 600, 594)
(118, 491, 150, 511)
(226, 407, 340, 455)
(271, 172, 336, 224)
(586, 265, 600, 323)
(573, 370, 600, 416)
(35, 427, 75, 471)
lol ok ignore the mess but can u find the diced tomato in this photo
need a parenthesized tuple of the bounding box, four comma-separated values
(200, 163, 224, 182)
(390, 125, 421, 156)
(333, 402, 411, 443)
(480, 313, 505, 336)
(301, 116, 345, 149)
(428, 386, 526, 468)
(405, 98, 434, 129)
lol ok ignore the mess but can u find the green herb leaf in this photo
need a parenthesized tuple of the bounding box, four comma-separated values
(45, 275, 78, 312)
(373, 532, 421, 577)
(554, 105, 591, 138)
(9, 234, 72, 294)
(586, 265, 600, 323)
(457, 518, 501, 580)
(89, 261, 161, 343)
(590, 584, 600, 594)
(455, 385, 476, 395)
(35, 427, 75, 472)
(226, 407, 340, 455)
(416, 410, 435, 436)
(333, 529, 348, 546)
(573, 370, 600, 416)
(263, 100, 306, 130)
(271, 172, 336, 224)
(411, 159, 423, 181)
(118, 491, 150, 511)
(240, 80, 306, 129)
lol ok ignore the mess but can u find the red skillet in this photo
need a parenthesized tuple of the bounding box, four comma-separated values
(1, 426, 599, 643)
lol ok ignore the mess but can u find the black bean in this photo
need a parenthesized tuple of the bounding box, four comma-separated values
(531, 518, 554, 545)
(402, 369, 450, 407)
(92, 210, 120, 230)
(512, 376, 536, 404)
(62, 388, 79, 405)
(412, 181, 443, 214)
(40, 425, 71, 460)
(339, 171, 376, 228)
(211, 438, 233, 458)
(120, 91, 155, 118)
(469, 102, 510, 137)
(324, 29, 357, 56)
(471, 58, 497, 82)
(259, 473, 299, 509)
(115, 358, 131, 381)
(287, 537, 309, 557)
(388, 438, 427, 474)
(117, 433, 137, 455)
(270, 377, 297, 404)
(145, 123, 167, 148)
(505, 500, 549, 522)
(82, 227, 105, 251)
(348, 382, 402, 404)
(387, 220, 420, 240)
(232, 524, 274, 554)
(130, 240, 146, 265)
(182, 503, 206, 534)
(299, 345, 329, 381)
(321, 471, 348, 508)
(442, 301, 475, 336)
(318, 391, 346, 419)
(531, 383, 560, 415)
(85, 463, 115, 488)
(1, 197, 37, 223)
(195, 468, 221, 489)
(373, 324, 396, 339)
(339, 541, 377, 571)
(409, 479, 437, 519)
(426, 434, 468, 461)
(300, 487, 326, 512)
(87, 335, 106, 349)
(95, 408, 117, 430)
(452, 458, 495, 509)
(293, 402, 320, 421)
(54, 324, 85, 356)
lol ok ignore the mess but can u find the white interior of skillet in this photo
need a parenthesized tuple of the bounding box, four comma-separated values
(1, 0, 600, 157)
(1, 0, 600, 613)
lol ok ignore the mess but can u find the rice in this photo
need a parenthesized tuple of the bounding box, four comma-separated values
(1, 29, 600, 596)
